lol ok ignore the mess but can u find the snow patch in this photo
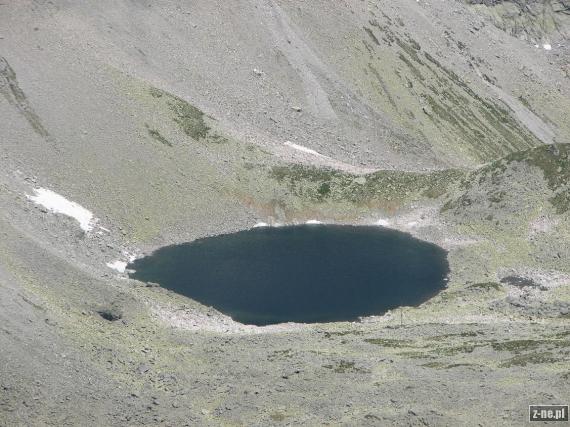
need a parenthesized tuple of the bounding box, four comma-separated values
(253, 222, 270, 228)
(543, 44, 552, 50)
(306, 219, 323, 225)
(28, 188, 96, 232)
(122, 251, 138, 263)
(106, 260, 128, 273)
(284, 141, 324, 157)
(376, 219, 391, 227)
(107, 251, 138, 274)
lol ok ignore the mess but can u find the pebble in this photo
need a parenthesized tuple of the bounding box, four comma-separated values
(137, 364, 150, 374)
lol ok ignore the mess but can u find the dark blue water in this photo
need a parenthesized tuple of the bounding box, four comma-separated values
(128, 225, 449, 326)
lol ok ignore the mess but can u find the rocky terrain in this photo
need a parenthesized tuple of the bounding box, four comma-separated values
(0, 0, 569, 425)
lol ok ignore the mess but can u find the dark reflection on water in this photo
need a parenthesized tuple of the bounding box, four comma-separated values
(128, 225, 449, 326)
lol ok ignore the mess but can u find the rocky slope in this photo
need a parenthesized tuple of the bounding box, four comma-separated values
(466, 0, 570, 43)
(1, 1, 569, 425)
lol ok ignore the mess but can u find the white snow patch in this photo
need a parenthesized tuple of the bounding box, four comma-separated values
(543, 44, 552, 50)
(28, 188, 96, 232)
(376, 219, 391, 227)
(106, 260, 128, 273)
(284, 141, 324, 157)
(253, 222, 270, 228)
(122, 251, 138, 263)
(306, 219, 323, 225)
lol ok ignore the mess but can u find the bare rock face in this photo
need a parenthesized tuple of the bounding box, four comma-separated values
(465, 0, 570, 42)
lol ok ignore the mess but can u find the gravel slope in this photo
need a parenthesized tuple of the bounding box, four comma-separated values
(1, 1, 569, 425)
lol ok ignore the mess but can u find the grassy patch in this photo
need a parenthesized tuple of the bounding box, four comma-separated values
(518, 95, 533, 111)
(394, 39, 539, 162)
(468, 282, 502, 291)
(145, 125, 172, 147)
(364, 27, 380, 45)
(422, 362, 478, 369)
(432, 343, 484, 356)
(491, 340, 542, 353)
(323, 330, 364, 338)
(148, 87, 228, 144)
(267, 349, 294, 361)
(441, 144, 570, 214)
(270, 412, 287, 422)
(365, 338, 416, 348)
(0, 58, 50, 138)
(323, 360, 368, 374)
(500, 352, 559, 367)
(397, 351, 431, 359)
(520, 144, 570, 213)
(493, 339, 570, 353)
(552, 330, 570, 339)
(317, 182, 331, 198)
(430, 331, 481, 339)
(270, 164, 465, 206)
(170, 97, 209, 140)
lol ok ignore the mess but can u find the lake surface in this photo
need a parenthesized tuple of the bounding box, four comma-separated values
(128, 225, 449, 326)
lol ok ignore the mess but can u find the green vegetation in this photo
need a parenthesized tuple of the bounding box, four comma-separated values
(433, 343, 482, 356)
(267, 349, 294, 361)
(442, 144, 570, 214)
(363, 17, 547, 166)
(470, 0, 565, 42)
(384, 28, 540, 162)
(367, 64, 398, 109)
(149, 87, 227, 143)
(518, 144, 570, 213)
(518, 95, 533, 111)
(364, 338, 415, 348)
(270, 164, 465, 207)
(270, 413, 287, 422)
(323, 360, 368, 374)
(491, 340, 542, 353)
(500, 352, 560, 367)
(395, 36, 422, 63)
(422, 362, 478, 369)
(398, 53, 425, 82)
(317, 182, 331, 198)
(468, 282, 502, 291)
(397, 351, 431, 359)
(430, 331, 481, 339)
(552, 330, 570, 339)
(145, 125, 172, 147)
(490, 339, 570, 368)
(169, 97, 209, 139)
(364, 27, 380, 45)
(0, 58, 50, 138)
(323, 330, 364, 338)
